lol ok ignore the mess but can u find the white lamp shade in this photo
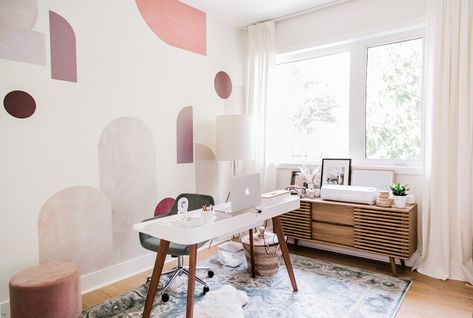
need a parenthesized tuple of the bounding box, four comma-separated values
(216, 115, 253, 161)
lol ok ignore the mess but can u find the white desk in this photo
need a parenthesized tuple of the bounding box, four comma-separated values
(134, 196, 300, 318)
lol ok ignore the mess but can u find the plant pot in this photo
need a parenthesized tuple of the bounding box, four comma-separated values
(393, 195, 407, 208)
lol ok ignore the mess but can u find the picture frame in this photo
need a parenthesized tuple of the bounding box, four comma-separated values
(320, 158, 352, 186)
(290, 170, 305, 187)
(351, 168, 394, 191)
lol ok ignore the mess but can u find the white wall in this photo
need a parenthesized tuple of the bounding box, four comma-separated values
(0, 0, 243, 304)
(276, 0, 426, 53)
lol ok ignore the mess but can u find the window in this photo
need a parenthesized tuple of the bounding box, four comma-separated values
(268, 30, 424, 168)
(365, 38, 423, 160)
(268, 52, 350, 163)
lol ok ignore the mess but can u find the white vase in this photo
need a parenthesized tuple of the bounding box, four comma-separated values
(393, 195, 407, 208)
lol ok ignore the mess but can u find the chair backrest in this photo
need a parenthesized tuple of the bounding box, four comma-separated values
(168, 193, 215, 216)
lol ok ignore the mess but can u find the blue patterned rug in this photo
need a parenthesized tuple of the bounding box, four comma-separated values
(82, 254, 410, 318)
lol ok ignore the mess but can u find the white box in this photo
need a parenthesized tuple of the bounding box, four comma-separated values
(218, 241, 245, 267)
(320, 184, 378, 205)
(261, 190, 291, 206)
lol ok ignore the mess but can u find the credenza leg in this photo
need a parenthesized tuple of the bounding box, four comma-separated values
(273, 216, 298, 292)
(389, 257, 398, 276)
(186, 244, 198, 318)
(142, 240, 170, 318)
(249, 228, 256, 278)
(400, 259, 406, 269)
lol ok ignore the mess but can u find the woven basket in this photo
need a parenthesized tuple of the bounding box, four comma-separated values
(241, 229, 281, 277)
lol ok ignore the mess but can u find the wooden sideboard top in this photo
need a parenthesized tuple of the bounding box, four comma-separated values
(301, 197, 416, 213)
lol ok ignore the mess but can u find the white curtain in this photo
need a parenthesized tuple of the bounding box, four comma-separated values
(415, 0, 473, 283)
(244, 21, 276, 191)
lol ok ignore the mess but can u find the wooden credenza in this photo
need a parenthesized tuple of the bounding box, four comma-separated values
(280, 198, 417, 276)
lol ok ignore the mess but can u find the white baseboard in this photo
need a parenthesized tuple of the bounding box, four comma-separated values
(0, 301, 10, 318)
(81, 252, 157, 294)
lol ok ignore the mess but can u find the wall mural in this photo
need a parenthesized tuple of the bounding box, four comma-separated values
(3, 90, 36, 119)
(0, 0, 45, 65)
(0, 30, 45, 65)
(135, 0, 206, 55)
(0, 0, 37, 40)
(38, 186, 113, 274)
(23, 0, 231, 279)
(176, 106, 194, 164)
(49, 11, 77, 82)
(214, 71, 233, 99)
(99, 117, 157, 262)
(195, 143, 219, 200)
(154, 197, 175, 217)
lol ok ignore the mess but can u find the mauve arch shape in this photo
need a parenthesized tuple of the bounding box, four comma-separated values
(195, 143, 219, 200)
(99, 116, 157, 262)
(38, 186, 113, 274)
(0, 0, 37, 40)
(214, 71, 232, 99)
(3, 90, 36, 119)
(154, 197, 175, 217)
(49, 11, 77, 82)
(135, 0, 206, 55)
(176, 106, 193, 164)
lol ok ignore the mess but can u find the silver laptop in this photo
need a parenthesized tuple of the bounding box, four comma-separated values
(215, 173, 261, 213)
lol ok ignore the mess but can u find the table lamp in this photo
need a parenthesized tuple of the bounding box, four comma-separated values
(216, 114, 253, 177)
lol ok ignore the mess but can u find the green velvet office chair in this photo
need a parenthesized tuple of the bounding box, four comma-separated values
(139, 193, 215, 302)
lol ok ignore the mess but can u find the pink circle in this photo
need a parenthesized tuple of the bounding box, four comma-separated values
(154, 197, 175, 217)
(214, 71, 232, 99)
(3, 90, 36, 119)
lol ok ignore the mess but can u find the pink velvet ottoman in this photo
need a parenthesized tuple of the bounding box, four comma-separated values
(9, 261, 81, 318)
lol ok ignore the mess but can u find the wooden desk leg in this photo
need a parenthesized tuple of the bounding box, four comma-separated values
(142, 240, 170, 318)
(186, 244, 198, 318)
(400, 259, 406, 269)
(249, 228, 256, 278)
(389, 257, 398, 276)
(272, 216, 298, 292)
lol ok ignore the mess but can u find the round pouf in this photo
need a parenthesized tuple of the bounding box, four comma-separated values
(9, 261, 81, 318)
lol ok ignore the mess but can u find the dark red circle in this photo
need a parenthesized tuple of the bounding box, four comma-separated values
(214, 71, 232, 99)
(154, 197, 175, 217)
(3, 90, 36, 119)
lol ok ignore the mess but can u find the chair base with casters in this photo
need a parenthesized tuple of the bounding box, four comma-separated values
(147, 255, 214, 302)
(138, 193, 217, 302)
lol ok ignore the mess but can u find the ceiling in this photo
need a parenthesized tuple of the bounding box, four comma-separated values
(181, 0, 342, 28)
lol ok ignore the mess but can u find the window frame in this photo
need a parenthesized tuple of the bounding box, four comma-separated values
(273, 27, 425, 173)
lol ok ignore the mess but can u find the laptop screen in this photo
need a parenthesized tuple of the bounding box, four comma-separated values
(230, 173, 261, 212)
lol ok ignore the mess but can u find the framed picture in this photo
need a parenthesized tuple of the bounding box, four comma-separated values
(290, 170, 305, 187)
(320, 158, 351, 186)
(351, 168, 394, 191)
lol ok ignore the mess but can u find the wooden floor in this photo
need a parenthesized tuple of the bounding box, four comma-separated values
(82, 244, 473, 318)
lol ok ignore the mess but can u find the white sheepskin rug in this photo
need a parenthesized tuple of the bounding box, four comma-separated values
(194, 285, 248, 318)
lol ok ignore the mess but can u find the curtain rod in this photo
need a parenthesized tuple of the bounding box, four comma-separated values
(243, 0, 350, 29)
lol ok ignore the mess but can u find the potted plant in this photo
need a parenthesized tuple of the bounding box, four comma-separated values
(390, 183, 409, 208)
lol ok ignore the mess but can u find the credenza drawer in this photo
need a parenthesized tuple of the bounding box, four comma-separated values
(312, 222, 354, 247)
(312, 203, 354, 226)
